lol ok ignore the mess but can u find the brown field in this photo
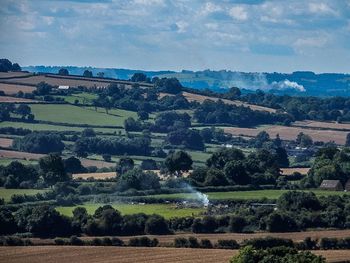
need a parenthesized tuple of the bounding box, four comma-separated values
(73, 171, 116, 180)
(1, 74, 152, 89)
(159, 92, 276, 113)
(294, 120, 350, 131)
(0, 83, 36, 95)
(0, 246, 235, 263)
(0, 138, 13, 148)
(0, 246, 349, 263)
(0, 96, 38, 103)
(0, 149, 44, 160)
(79, 158, 115, 169)
(1, 75, 110, 88)
(182, 92, 277, 113)
(0, 72, 33, 78)
(281, 167, 310, 175)
(223, 125, 347, 145)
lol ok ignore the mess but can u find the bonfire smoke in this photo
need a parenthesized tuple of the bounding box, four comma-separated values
(181, 182, 210, 207)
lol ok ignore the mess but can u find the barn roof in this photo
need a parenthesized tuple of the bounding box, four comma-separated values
(320, 180, 342, 188)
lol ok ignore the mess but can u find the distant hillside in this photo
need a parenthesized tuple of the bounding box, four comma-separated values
(23, 66, 350, 97)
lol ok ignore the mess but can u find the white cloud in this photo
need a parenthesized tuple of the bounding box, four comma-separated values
(175, 21, 189, 33)
(294, 36, 328, 48)
(309, 2, 337, 15)
(229, 6, 248, 21)
(133, 0, 164, 5)
(201, 2, 222, 15)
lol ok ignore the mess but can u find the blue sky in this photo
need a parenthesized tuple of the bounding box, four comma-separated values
(0, 0, 349, 73)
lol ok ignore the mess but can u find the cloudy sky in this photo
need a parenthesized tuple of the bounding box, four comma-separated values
(0, 0, 349, 73)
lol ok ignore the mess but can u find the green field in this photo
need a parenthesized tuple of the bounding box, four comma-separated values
(144, 189, 350, 201)
(29, 104, 137, 126)
(57, 203, 204, 219)
(55, 92, 98, 104)
(0, 121, 125, 134)
(0, 188, 47, 202)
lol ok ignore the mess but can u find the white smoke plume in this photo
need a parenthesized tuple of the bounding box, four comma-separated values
(271, 79, 306, 92)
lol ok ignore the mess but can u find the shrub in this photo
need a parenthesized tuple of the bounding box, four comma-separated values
(128, 237, 158, 247)
(111, 237, 124, 246)
(54, 238, 67, 245)
(243, 237, 294, 249)
(200, 239, 213, 249)
(216, 239, 240, 249)
(70, 235, 84, 245)
(174, 237, 189, 248)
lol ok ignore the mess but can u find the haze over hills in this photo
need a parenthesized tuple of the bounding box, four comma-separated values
(24, 66, 350, 97)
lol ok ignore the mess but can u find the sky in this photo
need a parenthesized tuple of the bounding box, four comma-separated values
(0, 0, 350, 73)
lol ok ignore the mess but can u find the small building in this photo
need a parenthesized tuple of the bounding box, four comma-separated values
(58, 85, 70, 90)
(319, 180, 343, 191)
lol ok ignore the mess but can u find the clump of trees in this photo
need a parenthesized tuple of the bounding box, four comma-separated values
(302, 147, 350, 187)
(0, 103, 34, 122)
(189, 148, 281, 187)
(230, 246, 325, 263)
(0, 204, 171, 237)
(193, 100, 290, 127)
(117, 168, 160, 191)
(0, 58, 21, 72)
(13, 132, 65, 154)
(74, 136, 151, 157)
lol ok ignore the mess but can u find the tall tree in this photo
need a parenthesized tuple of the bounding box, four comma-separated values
(58, 68, 69, 76)
(39, 154, 70, 185)
(165, 151, 193, 174)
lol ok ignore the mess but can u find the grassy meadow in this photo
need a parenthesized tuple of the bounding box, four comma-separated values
(57, 203, 205, 219)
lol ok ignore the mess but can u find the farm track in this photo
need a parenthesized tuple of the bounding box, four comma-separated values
(1, 246, 349, 263)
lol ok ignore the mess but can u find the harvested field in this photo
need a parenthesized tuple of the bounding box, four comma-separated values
(1, 74, 152, 89)
(281, 167, 310, 175)
(294, 120, 350, 131)
(0, 71, 33, 78)
(73, 171, 116, 180)
(1, 246, 349, 263)
(178, 92, 276, 113)
(223, 125, 348, 145)
(0, 96, 37, 103)
(0, 138, 13, 148)
(76, 158, 115, 169)
(0, 149, 44, 160)
(0, 246, 235, 263)
(0, 83, 36, 94)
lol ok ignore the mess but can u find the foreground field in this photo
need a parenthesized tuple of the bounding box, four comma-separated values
(1, 246, 349, 263)
(57, 203, 205, 219)
(0, 246, 235, 263)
